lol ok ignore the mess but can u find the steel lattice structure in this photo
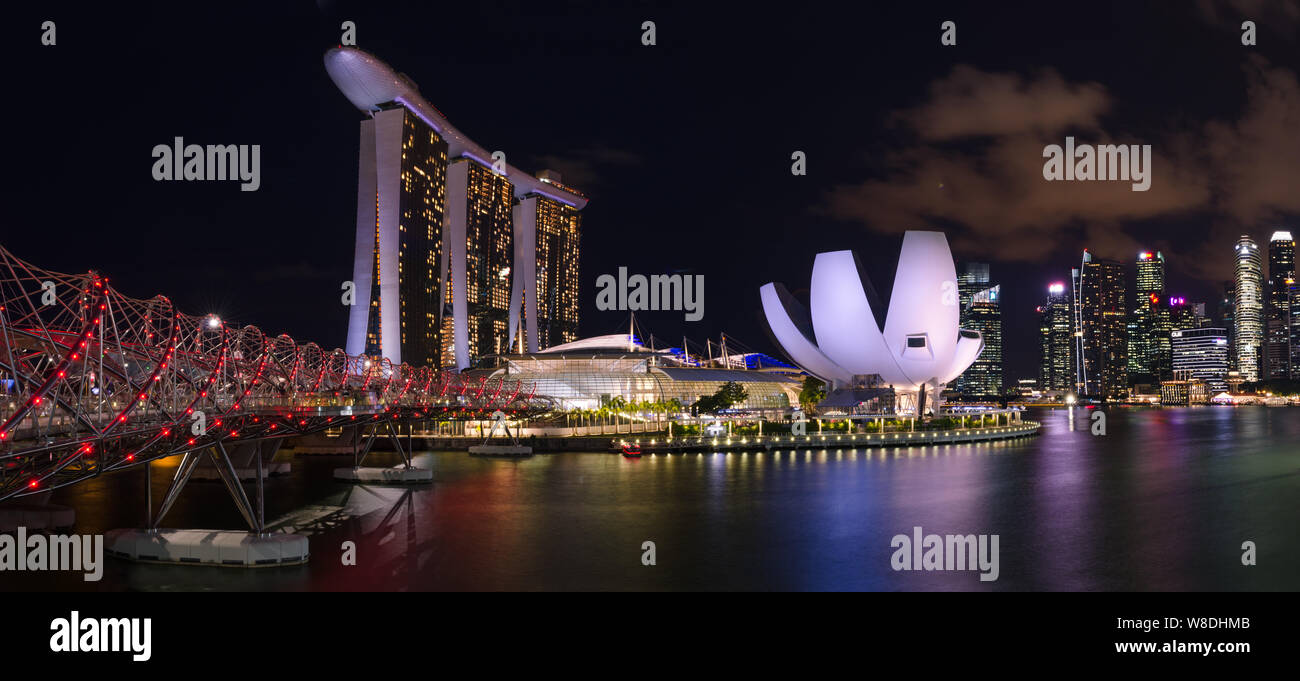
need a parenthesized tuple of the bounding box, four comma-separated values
(0, 246, 539, 501)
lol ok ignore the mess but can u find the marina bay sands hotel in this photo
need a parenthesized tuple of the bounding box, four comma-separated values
(324, 46, 587, 370)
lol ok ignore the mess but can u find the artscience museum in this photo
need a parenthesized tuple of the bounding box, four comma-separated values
(760, 231, 984, 416)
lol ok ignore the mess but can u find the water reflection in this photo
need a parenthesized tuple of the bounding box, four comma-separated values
(4, 408, 1299, 591)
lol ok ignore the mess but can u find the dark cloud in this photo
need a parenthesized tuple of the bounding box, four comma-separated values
(897, 66, 1112, 141)
(819, 58, 1300, 280)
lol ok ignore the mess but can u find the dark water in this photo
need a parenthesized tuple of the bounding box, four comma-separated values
(4, 407, 1299, 591)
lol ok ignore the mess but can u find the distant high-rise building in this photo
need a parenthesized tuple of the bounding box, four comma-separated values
(1192, 301, 1211, 328)
(1233, 235, 1265, 382)
(1168, 296, 1198, 332)
(1220, 280, 1237, 371)
(1135, 251, 1164, 297)
(1038, 282, 1074, 392)
(1290, 280, 1300, 379)
(327, 47, 587, 369)
(955, 263, 1000, 397)
(957, 262, 990, 310)
(1128, 251, 1170, 381)
(1171, 327, 1230, 393)
(1265, 231, 1295, 380)
(960, 284, 1003, 397)
(1075, 251, 1128, 399)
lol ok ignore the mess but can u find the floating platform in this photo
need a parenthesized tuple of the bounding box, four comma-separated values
(0, 503, 76, 532)
(332, 465, 433, 483)
(103, 529, 309, 567)
(468, 444, 533, 457)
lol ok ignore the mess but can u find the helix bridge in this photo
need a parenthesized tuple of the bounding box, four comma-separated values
(0, 245, 543, 504)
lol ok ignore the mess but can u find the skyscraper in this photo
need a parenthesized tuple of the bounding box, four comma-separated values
(354, 106, 448, 367)
(1075, 251, 1128, 399)
(955, 262, 987, 395)
(326, 47, 587, 370)
(514, 178, 582, 351)
(956, 263, 1001, 397)
(443, 159, 515, 366)
(1265, 231, 1295, 380)
(1233, 235, 1264, 382)
(961, 284, 1003, 397)
(1128, 251, 1170, 381)
(956, 262, 990, 311)
(1290, 280, 1300, 379)
(1220, 280, 1236, 371)
(1038, 282, 1074, 392)
(1169, 296, 1198, 332)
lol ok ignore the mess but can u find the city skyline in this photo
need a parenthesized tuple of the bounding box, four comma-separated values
(7, 3, 1300, 384)
(983, 228, 1295, 397)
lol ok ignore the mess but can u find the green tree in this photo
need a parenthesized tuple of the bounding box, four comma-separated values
(799, 376, 826, 412)
(717, 381, 748, 408)
(692, 393, 719, 415)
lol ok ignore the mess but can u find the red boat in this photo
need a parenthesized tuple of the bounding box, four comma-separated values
(621, 443, 642, 458)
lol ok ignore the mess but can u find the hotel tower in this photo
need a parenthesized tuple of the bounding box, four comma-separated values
(324, 47, 586, 370)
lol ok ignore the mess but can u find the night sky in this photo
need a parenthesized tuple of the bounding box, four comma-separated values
(8, 1, 1300, 379)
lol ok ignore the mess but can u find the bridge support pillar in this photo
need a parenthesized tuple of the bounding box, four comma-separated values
(190, 439, 289, 481)
(105, 441, 308, 567)
(333, 420, 432, 483)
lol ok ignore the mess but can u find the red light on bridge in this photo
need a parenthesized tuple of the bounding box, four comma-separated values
(125, 454, 135, 462)
(28, 479, 38, 489)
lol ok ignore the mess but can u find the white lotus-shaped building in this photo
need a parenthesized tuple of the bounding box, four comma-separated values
(760, 231, 983, 415)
